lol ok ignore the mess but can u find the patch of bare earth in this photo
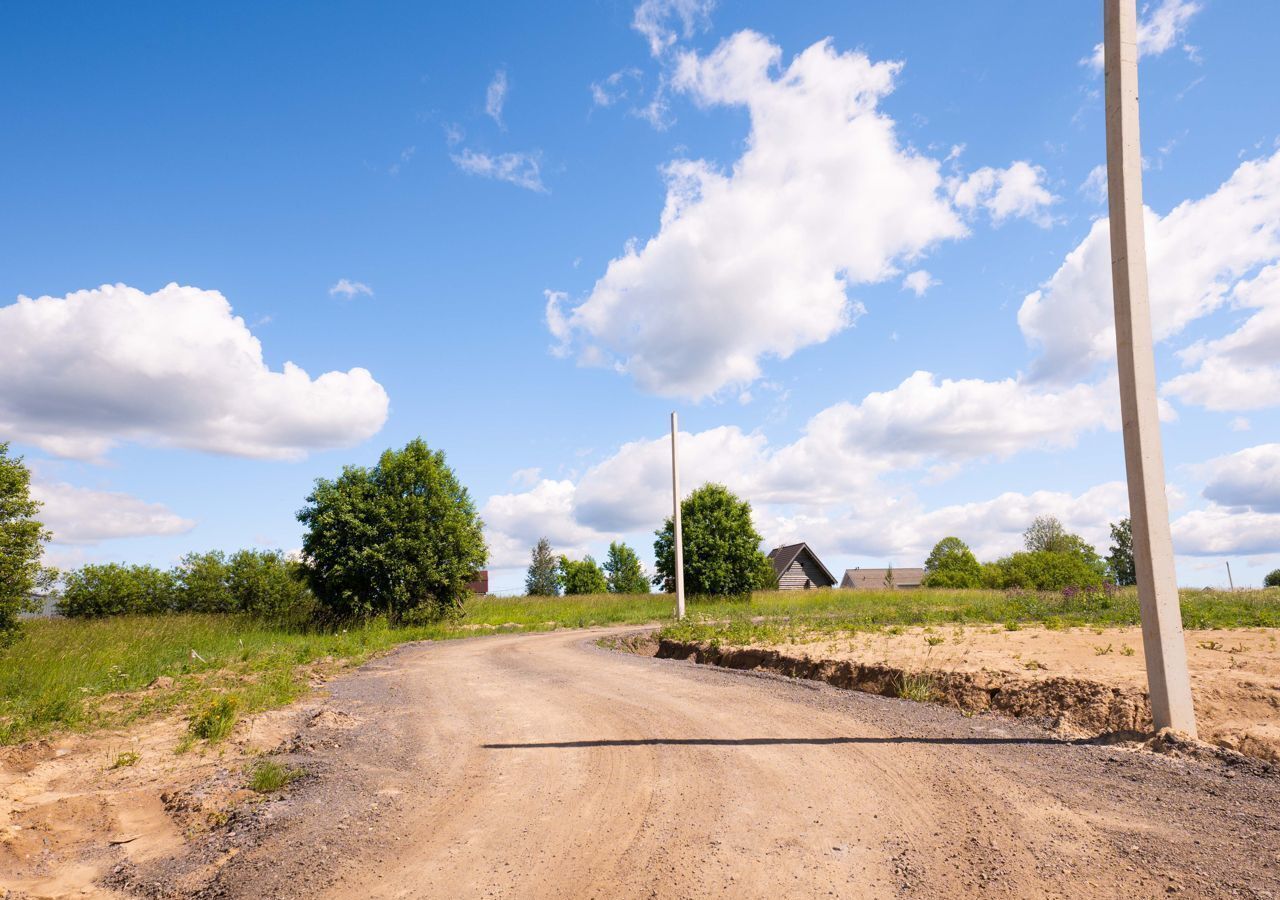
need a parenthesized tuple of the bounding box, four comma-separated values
(654, 625, 1280, 759)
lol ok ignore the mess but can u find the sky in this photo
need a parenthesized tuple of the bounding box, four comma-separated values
(2, 0, 1278, 592)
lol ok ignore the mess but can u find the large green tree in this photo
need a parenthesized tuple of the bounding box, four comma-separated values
(297, 439, 486, 620)
(652, 483, 773, 596)
(525, 537, 561, 596)
(603, 541, 649, 594)
(922, 536, 982, 588)
(1106, 518, 1136, 586)
(559, 555, 609, 595)
(0, 443, 51, 644)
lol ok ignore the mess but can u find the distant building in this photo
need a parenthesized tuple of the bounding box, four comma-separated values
(767, 543, 837, 590)
(465, 571, 490, 594)
(841, 567, 925, 590)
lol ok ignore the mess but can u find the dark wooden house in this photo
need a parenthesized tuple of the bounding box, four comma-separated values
(767, 543, 837, 590)
(465, 570, 490, 594)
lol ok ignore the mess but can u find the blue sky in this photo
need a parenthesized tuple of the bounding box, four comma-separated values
(2, 0, 1278, 592)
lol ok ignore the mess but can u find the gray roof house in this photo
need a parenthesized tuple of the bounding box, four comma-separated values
(767, 543, 837, 590)
(840, 567, 926, 590)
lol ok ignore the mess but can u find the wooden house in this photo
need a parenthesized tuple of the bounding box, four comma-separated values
(767, 543, 837, 590)
(840, 567, 925, 590)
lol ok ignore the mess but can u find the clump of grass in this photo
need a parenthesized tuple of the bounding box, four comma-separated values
(1198, 640, 1224, 651)
(1120, 644, 1135, 656)
(1023, 659, 1046, 670)
(925, 636, 945, 647)
(1094, 644, 1114, 656)
(248, 758, 302, 793)
(189, 694, 240, 743)
(110, 749, 141, 769)
(895, 671, 937, 702)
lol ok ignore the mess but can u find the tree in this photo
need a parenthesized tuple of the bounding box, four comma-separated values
(653, 483, 772, 596)
(0, 443, 51, 644)
(603, 541, 650, 594)
(922, 537, 982, 588)
(1023, 515, 1067, 553)
(298, 439, 487, 620)
(226, 550, 314, 620)
(992, 550, 1104, 591)
(884, 564, 895, 589)
(1265, 569, 1280, 589)
(559, 555, 609, 595)
(58, 563, 177, 618)
(1106, 518, 1136, 586)
(525, 537, 560, 596)
(173, 550, 232, 613)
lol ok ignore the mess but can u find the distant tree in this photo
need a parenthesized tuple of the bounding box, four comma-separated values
(58, 563, 177, 618)
(922, 537, 982, 588)
(226, 550, 314, 621)
(1023, 516, 1067, 553)
(558, 555, 609, 595)
(1106, 518, 1136, 586)
(603, 542, 649, 594)
(525, 537, 561, 596)
(992, 550, 1104, 591)
(1265, 569, 1280, 589)
(298, 439, 487, 620)
(0, 443, 52, 644)
(653, 483, 772, 596)
(884, 564, 895, 589)
(173, 550, 232, 613)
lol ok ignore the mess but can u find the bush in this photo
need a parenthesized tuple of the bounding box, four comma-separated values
(0, 443, 51, 645)
(559, 555, 608, 595)
(226, 550, 314, 621)
(58, 564, 178, 618)
(922, 537, 981, 589)
(992, 550, 1105, 591)
(653, 483, 773, 596)
(1266, 569, 1280, 589)
(298, 438, 487, 621)
(173, 551, 233, 613)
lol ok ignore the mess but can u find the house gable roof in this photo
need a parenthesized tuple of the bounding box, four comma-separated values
(840, 567, 926, 589)
(767, 542, 836, 586)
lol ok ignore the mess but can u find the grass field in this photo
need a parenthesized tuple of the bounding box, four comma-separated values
(3, 586, 1277, 746)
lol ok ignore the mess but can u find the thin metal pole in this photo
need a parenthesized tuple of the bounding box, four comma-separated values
(671, 412, 686, 620)
(1226, 561, 1234, 592)
(1104, 0, 1196, 736)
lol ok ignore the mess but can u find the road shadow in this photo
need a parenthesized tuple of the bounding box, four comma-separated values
(483, 735, 1072, 749)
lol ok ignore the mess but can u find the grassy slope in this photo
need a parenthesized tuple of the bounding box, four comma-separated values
(4, 587, 1277, 745)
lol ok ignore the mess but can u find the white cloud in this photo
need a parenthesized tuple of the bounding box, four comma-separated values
(31, 477, 196, 545)
(451, 149, 547, 193)
(1230, 417, 1251, 432)
(902, 270, 937, 297)
(949, 161, 1057, 226)
(590, 68, 643, 107)
(1086, 0, 1202, 70)
(549, 32, 977, 399)
(1172, 506, 1280, 556)
(1019, 151, 1280, 384)
(1081, 163, 1108, 204)
(481, 480, 608, 568)
(0, 283, 390, 460)
(1199, 443, 1280, 514)
(632, 0, 715, 57)
(329, 278, 373, 299)
(486, 69, 508, 126)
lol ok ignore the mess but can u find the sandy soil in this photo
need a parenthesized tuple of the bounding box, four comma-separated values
(33, 627, 1268, 899)
(733, 625, 1280, 760)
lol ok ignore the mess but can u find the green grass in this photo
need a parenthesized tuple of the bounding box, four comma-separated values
(247, 758, 303, 793)
(3, 586, 1277, 747)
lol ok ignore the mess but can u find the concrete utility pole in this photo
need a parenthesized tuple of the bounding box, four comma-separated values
(670, 412, 686, 620)
(1104, 0, 1197, 735)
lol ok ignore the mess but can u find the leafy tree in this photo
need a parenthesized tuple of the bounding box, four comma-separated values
(653, 483, 772, 596)
(1106, 518, 1136, 586)
(1023, 515, 1067, 552)
(558, 555, 609, 595)
(58, 563, 178, 618)
(174, 550, 233, 613)
(298, 438, 487, 620)
(603, 541, 649, 594)
(0, 444, 51, 644)
(1265, 569, 1280, 589)
(525, 537, 561, 596)
(992, 550, 1104, 591)
(884, 564, 895, 589)
(227, 550, 314, 620)
(922, 536, 982, 588)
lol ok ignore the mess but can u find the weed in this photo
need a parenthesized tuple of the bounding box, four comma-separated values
(1004, 621, 1022, 632)
(1198, 640, 1224, 652)
(110, 749, 141, 769)
(895, 672, 937, 703)
(1120, 644, 1135, 656)
(248, 758, 302, 793)
(1094, 644, 1114, 656)
(189, 694, 240, 743)
(925, 636, 945, 647)
(1023, 659, 1046, 670)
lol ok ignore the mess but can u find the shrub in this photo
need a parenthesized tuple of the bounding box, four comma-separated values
(173, 551, 233, 613)
(58, 564, 178, 618)
(298, 439, 487, 621)
(226, 550, 314, 621)
(922, 537, 981, 589)
(653, 483, 773, 596)
(992, 550, 1104, 591)
(603, 541, 650, 594)
(0, 443, 51, 645)
(559, 555, 609, 595)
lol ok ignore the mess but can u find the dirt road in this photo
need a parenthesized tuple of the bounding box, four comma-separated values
(122, 628, 1279, 899)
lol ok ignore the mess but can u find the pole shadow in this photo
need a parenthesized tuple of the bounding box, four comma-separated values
(483, 735, 1074, 750)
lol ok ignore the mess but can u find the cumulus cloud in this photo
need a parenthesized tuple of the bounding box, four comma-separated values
(949, 161, 1057, 226)
(31, 477, 196, 545)
(901, 270, 937, 297)
(1172, 506, 1280, 556)
(480, 480, 609, 568)
(1199, 443, 1280, 514)
(632, 0, 715, 57)
(549, 32, 981, 398)
(330, 278, 373, 299)
(451, 149, 547, 193)
(0, 283, 390, 460)
(1019, 151, 1280, 384)
(486, 69, 508, 126)
(1086, 0, 1202, 70)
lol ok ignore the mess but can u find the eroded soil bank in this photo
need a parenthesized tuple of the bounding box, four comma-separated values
(649, 625, 1280, 760)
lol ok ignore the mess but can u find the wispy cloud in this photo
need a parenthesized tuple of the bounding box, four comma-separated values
(1085, 0, 1202, 70)
(632, 0, 716, 57)
(389, 145, 416, 176)
(486, 69, 508, 126)
(330, 279, 374, 299)
(451, 149, 547, 193)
